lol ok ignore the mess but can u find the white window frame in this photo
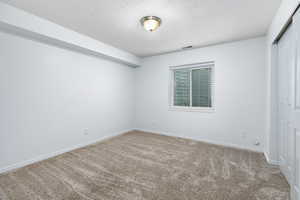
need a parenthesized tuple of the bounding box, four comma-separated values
(169, 61, 215, 112)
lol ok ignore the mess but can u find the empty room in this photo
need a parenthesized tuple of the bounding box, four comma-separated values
(0, 0, 300, 199)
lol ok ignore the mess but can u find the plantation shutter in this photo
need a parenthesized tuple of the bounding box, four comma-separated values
(172, 64, 213, 108)
(192, 68, 212, 107)
(174, 69, 190, 106)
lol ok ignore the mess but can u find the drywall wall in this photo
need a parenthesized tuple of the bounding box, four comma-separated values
(265, 0, 299, 164)
(135, 37, 267, 152)
(0, 30, 135, 173)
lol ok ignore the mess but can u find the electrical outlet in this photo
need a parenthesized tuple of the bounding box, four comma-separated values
(84, 128, 89, 135)
(254, 139, 260, 146)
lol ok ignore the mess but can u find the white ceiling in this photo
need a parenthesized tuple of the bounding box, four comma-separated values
(4, 0, 281, 57)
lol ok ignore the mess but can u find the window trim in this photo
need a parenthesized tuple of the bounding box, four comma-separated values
(169, 61, 215, 112)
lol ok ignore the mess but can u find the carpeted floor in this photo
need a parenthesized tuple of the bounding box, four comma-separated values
(0, 131, 290, 200)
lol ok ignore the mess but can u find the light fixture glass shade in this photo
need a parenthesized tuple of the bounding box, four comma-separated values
(141, 16, 161, 32)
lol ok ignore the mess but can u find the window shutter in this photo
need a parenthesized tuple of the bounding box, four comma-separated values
(171, 62, 214, 109)
(192, 68, 212, 107)
(174, 69, 190, 106)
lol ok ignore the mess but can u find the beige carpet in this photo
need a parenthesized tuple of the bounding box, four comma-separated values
(0, 131, 290, 200)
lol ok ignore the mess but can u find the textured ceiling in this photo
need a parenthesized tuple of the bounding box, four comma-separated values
(4, 0, 281, 57)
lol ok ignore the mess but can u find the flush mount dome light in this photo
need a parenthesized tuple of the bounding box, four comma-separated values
(140, 16, 161, 32)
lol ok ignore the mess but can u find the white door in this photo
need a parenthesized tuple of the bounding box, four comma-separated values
(292, 10, 300, 200)
(277, 9, 300, 200)
(277, 22, 294, 184)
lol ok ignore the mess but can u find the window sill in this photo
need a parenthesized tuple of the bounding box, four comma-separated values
(169, 106, 215, 113)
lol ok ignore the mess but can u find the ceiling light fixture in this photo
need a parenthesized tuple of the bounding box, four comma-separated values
(140, 16, 161, 32)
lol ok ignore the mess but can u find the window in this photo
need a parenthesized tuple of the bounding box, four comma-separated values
(170, 62, 214, 111)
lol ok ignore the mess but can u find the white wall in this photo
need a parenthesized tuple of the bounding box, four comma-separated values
(0, 30, 135, 172)
(135, 37, 267, 152)
(265, 0, 299, 163)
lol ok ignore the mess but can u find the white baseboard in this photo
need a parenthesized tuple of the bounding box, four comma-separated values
(263, 151, 280, 165)
(0, 129, 133, 174)
(134, 128, 263, 153)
